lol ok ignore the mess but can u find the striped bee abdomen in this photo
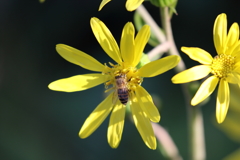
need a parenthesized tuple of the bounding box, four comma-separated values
(115, 74, 129, 105)
(117, 88, 128, 105)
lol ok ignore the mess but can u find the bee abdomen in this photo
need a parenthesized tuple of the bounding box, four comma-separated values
(118, 89, 128, 105)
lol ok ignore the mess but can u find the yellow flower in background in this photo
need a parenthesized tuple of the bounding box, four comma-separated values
(99, 0, 144, 11)
(48, 17, 180, 149)
(223, 149, 240, 160)
(172, 13, 240, 124)
(216, 84, 240, 160)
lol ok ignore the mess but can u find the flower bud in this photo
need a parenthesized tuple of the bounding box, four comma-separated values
(150, 0, 176, 7)
(150, 0, 178, 15)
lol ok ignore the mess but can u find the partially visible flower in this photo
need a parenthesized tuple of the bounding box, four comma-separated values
(172, 13, 240, 124)
(99, 0, 144, 11)
(216, 84, 240, 160)
(223, 149, 240, 160)
(49, 17, 180, 149)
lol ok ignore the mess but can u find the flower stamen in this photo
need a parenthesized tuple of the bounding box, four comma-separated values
(103, 62, 143, 92)
(211, 54, 235, 79)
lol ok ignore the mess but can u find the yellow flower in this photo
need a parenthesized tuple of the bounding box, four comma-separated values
(216, 84, 240, 160)
(172, 13, 240, 124)
(48, 17, 180, 149)
(99, 0, 144, 11)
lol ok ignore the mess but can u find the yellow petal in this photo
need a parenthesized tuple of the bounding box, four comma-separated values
(229, 84, 240, 114)
(231, 40, 240, 57)
(226, 72, 239, 84)
(223, 148, 240, 160)
(56, 44, 105, 72)
(90, 17, 122, 64)
(214, 13, 227, 55)
(48, 74, 109, 92)
(132, 25, 150, 67)
(225, 40, 240, 55)
(234, 64, 240, 73)
(79, 93, 114, 138)
(234, 54, 240, 70)
(225, 23, 239, 50)
(216, 79, 230, 123)
(217, 112, 240, 142)
(171, 65, 211, 84)
(120, 22, 135, 66)
(191, 76, 219, 106)
(138, 55, 180, 77)
(98, 0, 111, 11)
(181, 47, 213, 65)
(130, 95, 156, 149)
(107, 101, 125, 148)
(135, 86, 160, 122)
(126, 0, 144, 11)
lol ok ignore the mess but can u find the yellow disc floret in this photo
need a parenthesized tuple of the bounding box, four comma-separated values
(211, 54, 235, 79)
(103, 62, 143, 92)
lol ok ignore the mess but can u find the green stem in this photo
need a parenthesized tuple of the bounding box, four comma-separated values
(160, 7, 206, 160)
(152, 123, 183, 160)
(160, 7, 185, 72)
(148, 41, 171, 60)
(136, 5, 166, 44)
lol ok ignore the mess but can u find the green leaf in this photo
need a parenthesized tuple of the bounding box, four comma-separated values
(136, 53, 151, 69)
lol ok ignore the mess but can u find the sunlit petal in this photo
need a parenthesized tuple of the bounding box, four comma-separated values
(98, 0, 111, 11)
(225, 23, 239, 53)
(138, 55, 180, 77)
(48, 74, 109, 92)
(79, 93, 114, 138)
(231, 41, 240, 57)
(216, 79, 230, 123)
(226, 72, 239, 84)
(120, 22, 135, 65)
(191, 76, 219, 106)
(90, 17, 122, 64)
(214, 13, 227, 55)
(56, 44, 105, 72)
(217, 112, 240, 142)
(107, 101, 125, 148)
(228, 84, 240, 114)
(135, 86, 160, 122)
(181, 47, 213, 65)
(222, 149, 240, 160)
(234, 56, 240, 72)
(130, 96, 156, 149)
(172, 65, 211, 84)
(225, 39, 240, 55)
(126, 0, 144, 11)
(132, 25, 150, 67)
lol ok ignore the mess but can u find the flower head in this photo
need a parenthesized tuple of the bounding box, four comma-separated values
(99, 0, 144, 11)
(49, 17, 180, 149)
(172, 13, 240, 123)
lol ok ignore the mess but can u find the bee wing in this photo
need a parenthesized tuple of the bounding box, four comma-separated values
(112, 89, 119, 105)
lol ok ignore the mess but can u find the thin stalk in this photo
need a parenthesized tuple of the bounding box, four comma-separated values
(152, 123, 183, 160)
(136, 5, 166, 44)
(148, 41, 171, 60)
(160, 7, 206, 160)
(159, 7, 185, 72)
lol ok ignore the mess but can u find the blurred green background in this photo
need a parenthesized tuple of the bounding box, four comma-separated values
(1, 0, 240, 159)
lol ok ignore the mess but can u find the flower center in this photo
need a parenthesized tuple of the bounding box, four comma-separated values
(211, 54, 235, 79)
(103, 62, 142, 92)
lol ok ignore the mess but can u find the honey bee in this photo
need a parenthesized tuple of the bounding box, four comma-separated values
(113, 74, 129, 105)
